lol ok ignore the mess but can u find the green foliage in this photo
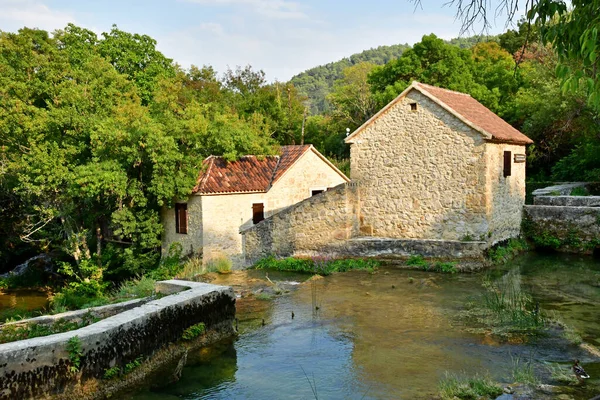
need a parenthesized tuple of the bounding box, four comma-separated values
(67, 336, 83, 373)
(432, 262, 458, 274)
(103, 366, 121, 380)
(406, 255, 428, 268)
(253, 256, 378, 275)
(124, 357, 143, 374)
(181, 322, 206, 340)
(532, 0, 600, 112)
(291, 43, 409, 114)
(438, 372, 503, 399)
(205, 254, 232, 274)
(0, 26, 276, 286)
(114, 276, 156, 300)
(148, 243, 183, 281)
(487, 238, 529, 264)
(570, 187, 589, 196)
(255, 293, 273, 301)
(368, 34, 518, 115)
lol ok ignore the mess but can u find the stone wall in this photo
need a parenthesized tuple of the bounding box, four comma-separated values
(486, 143, 527, 244)
(242, 183, 360, 265)
(534, 196, 600, 207)
(0, 281, 235, 400)
(523, 205, 600, 253)
(201, 192, 267, 266)
(349, 91, 490, 241)
(161, 195, 203, 257)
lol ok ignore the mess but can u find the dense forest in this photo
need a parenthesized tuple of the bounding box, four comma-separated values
(1, 5, 599, 305)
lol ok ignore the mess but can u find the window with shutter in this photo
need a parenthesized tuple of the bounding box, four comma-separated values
(252, 203, 264, 225)
(503, 151, 512, 178)
(175, 203, 188, 234)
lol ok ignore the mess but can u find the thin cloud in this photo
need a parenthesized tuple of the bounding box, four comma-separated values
(0, 0, 76, 32)
(182, 0, 307, 20)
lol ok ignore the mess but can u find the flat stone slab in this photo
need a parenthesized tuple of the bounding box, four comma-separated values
(293, 237, 488, 260)
(533, 196, 600, 207)
(532, 182, 587, 196)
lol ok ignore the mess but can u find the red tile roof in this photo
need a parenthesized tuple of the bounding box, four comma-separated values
(415, 82, 533, 145)
(193, 145, 312, 194)
(345, 81, 533, 145)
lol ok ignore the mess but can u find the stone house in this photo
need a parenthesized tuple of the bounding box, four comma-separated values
(242, 82, 533, 263)
(161, 145, 349, 266)
(346, 81, 533, 244)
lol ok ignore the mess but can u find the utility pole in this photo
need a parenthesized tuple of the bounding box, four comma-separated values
(300, 106, 307, 145)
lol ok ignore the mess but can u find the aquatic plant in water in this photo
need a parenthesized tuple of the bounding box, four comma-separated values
(462, 271, 546, 338)
(438, 372, 502, 400)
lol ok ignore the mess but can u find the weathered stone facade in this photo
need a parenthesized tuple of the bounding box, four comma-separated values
(485, 143, 527, 244)
(161, 147, 348, 266)
(350, 91, 490, 241)
(242, 183, 360, 264)
(350, 91, 527, 244)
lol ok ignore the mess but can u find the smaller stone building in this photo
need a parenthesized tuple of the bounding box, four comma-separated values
(161, 145, 349, 266)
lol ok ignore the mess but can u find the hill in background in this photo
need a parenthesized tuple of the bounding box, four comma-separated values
(291, 34, 499, 114)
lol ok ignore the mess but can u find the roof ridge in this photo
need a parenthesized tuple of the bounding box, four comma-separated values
(415, 81, 472, 97)
(195, 156, 215, 193)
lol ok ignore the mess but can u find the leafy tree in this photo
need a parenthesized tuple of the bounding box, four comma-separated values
(328, 62, 378, 129)
(291, 43, 409, 114)
(0, 26, 276, 279)
(531, 0, 600, 111)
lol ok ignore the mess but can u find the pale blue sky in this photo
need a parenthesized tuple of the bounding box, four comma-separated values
(0, 0, 523, 81)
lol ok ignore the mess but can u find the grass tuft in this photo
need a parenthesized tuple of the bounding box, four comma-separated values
(439, 372, 503, 399)
(254, 256, 378, 275)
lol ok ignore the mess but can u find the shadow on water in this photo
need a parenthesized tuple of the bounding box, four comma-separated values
(129, 253, 600, 399)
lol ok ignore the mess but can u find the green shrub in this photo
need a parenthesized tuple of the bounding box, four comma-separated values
(182, 322, 206, 340)
(67, 336, 83, 373)
(177, 256, 204, 279)
(439, 372, 502, 399)
(115, 276, 156, 300)
(205, 254, 232, 274)
(254, 256, 378, 275)
(406, 255, 429, 268)
(487, 238, 529, 264)
(570, 186, 589, 196)
(433, 262, 458, 273)
(103, 366, 120, 380)
(149, 242, 183, 280)
(124, 357, 143, 374)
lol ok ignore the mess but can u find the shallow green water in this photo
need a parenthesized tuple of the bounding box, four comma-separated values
(0, 289, 49, 318)
(130, 253, 600, 399)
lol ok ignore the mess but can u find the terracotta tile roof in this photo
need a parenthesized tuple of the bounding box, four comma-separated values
(193, 145, 312, 195)
(415, 82, 533, 145)
(345, 81, 533, 145)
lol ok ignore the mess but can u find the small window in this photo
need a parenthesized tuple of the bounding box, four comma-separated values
(311, 189, 324, 196)
(410, 102, 418, 111)
(252, 203, 265, 225)
(175, 203, 188, 234)
(503, 151, 512, 177)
